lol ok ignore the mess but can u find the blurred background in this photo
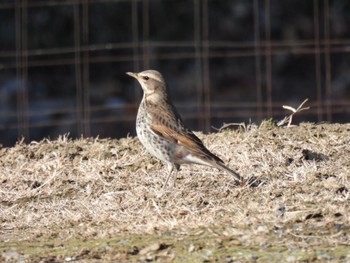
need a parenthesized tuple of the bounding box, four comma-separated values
(0, 0, 350, 146)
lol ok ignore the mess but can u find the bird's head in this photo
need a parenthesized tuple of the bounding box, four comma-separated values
(127, 70, 168, 102)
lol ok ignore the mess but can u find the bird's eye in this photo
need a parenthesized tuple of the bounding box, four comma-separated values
(142, 76, 149, 80)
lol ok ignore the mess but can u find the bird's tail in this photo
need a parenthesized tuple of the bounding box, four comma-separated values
(213, 161, 241, 181)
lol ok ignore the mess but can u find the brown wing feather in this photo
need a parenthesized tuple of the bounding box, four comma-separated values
(149, 103, 223, 164)
(150, 123, 197, 148)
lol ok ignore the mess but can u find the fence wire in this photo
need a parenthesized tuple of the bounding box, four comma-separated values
(0, 0, 349, 146)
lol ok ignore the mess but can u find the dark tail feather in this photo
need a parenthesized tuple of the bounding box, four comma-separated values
(213, 161, 241, 181)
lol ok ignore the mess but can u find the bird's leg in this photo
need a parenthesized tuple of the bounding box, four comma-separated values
(163, 163, 180, 189)
(172, 164, 180, 188)
(163, 163, 174, 189)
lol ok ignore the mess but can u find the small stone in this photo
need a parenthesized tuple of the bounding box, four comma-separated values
(139, 243, 161, 255)
(286, 255, 296, 262)
(188, 243, 195, 253)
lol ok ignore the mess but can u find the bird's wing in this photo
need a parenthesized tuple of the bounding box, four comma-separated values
(151, 122, 199, 148)
(150, 109, 223, 164)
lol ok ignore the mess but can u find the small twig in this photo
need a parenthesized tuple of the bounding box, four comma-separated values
(277, 98, 310, 127)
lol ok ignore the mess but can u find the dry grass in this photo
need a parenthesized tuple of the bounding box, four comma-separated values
(1, 122, 350, 260)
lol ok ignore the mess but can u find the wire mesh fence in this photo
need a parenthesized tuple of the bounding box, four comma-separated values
(0, 0, 349, 146)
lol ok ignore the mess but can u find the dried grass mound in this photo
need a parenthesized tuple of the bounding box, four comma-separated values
(1, 122, 350, 248)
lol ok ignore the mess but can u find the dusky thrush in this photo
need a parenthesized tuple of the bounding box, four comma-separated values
(127, 70, 241, 188)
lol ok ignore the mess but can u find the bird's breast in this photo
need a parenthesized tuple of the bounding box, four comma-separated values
(136, 102, 168, 162)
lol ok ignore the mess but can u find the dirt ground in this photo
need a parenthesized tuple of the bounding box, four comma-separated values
(1, 122, 350, 262)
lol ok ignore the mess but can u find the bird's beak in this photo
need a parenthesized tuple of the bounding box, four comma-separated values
(126, 72, 138, 79)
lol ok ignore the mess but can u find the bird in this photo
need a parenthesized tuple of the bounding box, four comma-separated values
(126, 70, 242, 188)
